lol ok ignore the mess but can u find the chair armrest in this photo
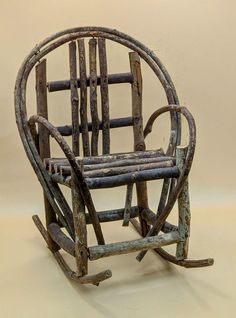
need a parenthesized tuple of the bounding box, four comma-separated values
(144, 104, 196, 172)
(28, 115, 83, 181)
(28, 115, 105, 245)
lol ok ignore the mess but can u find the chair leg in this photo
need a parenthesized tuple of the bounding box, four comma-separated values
(176, 177, 190, 260)
(130, 216, 214, 268)
(136, 182, 150, 236)
(71, 172, 88, 277)
(43, 193, 60, 252)
(123, 183, 134, 226)
(32, 215, 112, 285)
(175, 146, 190, 260)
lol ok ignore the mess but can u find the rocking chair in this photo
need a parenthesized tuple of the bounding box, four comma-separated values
(14, 27, 213, 286)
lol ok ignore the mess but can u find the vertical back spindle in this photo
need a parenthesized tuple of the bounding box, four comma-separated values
(36, 59, 59, 252)
(89, 38, 99, 156)
(129, 52, 150, 236)
(98, 38, 110, 154)
(69, 41, 80, 156)
(78, 39, 90, 156)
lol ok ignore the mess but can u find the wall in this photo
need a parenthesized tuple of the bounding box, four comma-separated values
(0, 0, 235, 215)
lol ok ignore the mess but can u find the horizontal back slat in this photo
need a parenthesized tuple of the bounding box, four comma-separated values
(56, 117, 133, 136)
(47, 73, 133, 92)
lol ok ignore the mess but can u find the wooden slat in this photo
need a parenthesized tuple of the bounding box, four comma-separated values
(89, 38, 99, 156)
(85, 206, 139, 224)
(36, 59, 59, 252)
(47, 72, 133, 92)
(129, 51, 149, 236)
(98, 38, 110, 154)
(82, 160, 174, 178)
(59, 159, 174, 176)
(44, 149, 165, 168)
(89, 231, 180, 260)
(69, 41, 80, 156)
(57, 116, 133, 136)
(78, 39, 90, 156)
(50, 166, 180, 189)
(85, 166, 179, 189)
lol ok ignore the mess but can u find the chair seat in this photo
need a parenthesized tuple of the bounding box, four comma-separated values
(45, 149, 179, 189)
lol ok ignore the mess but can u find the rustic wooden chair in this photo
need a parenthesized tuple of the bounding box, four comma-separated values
(14, 27, 213, 286)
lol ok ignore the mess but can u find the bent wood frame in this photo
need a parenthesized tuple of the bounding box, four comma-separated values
(15, 27, 213, 286)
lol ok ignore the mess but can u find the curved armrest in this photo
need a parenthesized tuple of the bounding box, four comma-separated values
(28, 115, 105, 245)
(136, 105, 196, 261)
(28, 115, 83, 180)
(144, 104, 196, 174)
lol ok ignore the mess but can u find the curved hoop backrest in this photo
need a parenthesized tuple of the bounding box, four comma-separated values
(14, 27, 181, 231)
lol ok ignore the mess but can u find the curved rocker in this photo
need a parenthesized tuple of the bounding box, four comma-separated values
(15, 27, 213, 285)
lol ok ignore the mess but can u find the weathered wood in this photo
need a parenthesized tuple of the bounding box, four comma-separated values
(54, 250, 112, 285)
(141, 208, 178, 233)
(123, 183, 134, 226)
(136, 105, 196, 262)
(78, 39, 90, 156)
(57, 116, 133, 136)
(82, 160, 174, 178)
(51, 166, 179, 189)
(47, 72, 133, 92)
(89, 38, 99, 156)
(130, 215, 214, 268)
(29, 115, 105, 245)
(69, 41, 80, 156)
(52, 245, 109, 285)
(71, 170, 88, 275)
(15, 27, 214, 284)
(44, 149, 164, 168)
(36, 59, 59, 252)
(155, 248, 214, 268)
(59, 156, 175, 175)
(85, 206, 139, 224)
(129, 51, 149, 236)
(129, 52, 145, 152)
(33, 215, 111, 285)
(47, 222, 75, 256)
(98, 38, 110, 154)
(85, 166, 179, 189)
(89, 231, 180, 260)
(176, 146, 190, 260)
(32, 214, 50, 246)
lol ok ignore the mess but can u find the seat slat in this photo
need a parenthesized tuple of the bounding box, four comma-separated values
(78, 39, 90, 156)
(62, 160, 174, 178)
(86, 166, 179, 189)
(89, 38, 99, 156)
(51, 166, 179, 189)
(44, 149, 165, 170)
(69, 41, 80, 156)
(59, 156, 175, 176)
(98, 38, 110, 154)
